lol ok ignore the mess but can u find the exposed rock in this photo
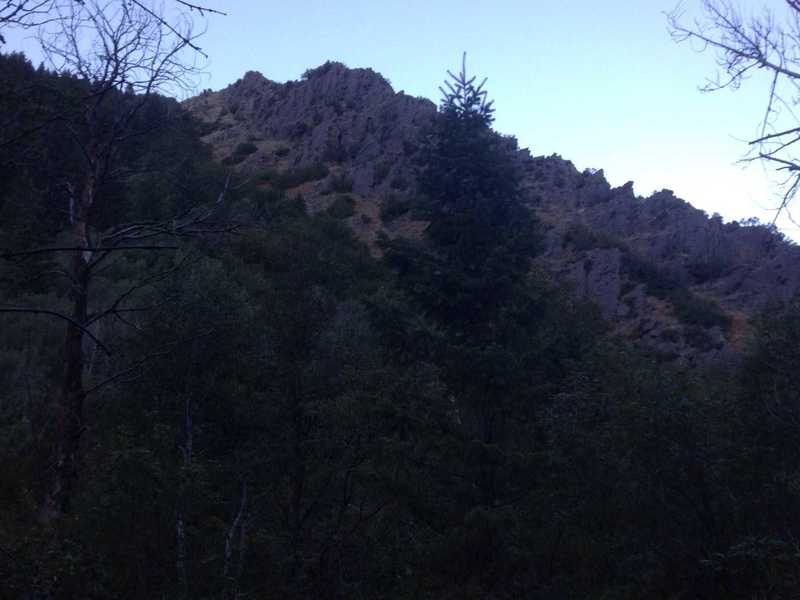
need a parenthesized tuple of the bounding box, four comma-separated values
(184, 62, 800, 363)
(184, 62, 436, 197)
(571, 248, 622, 320)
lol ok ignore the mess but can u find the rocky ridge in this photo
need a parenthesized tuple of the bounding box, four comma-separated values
(184, 61, 800, 363)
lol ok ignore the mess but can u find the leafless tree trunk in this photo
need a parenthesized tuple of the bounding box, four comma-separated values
(0, 0, 231, 524)
(223, 479, 248, 600)
(176, 394, 193, 600)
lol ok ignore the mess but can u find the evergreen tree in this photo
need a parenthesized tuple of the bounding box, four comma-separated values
(421, 53, 537, 281)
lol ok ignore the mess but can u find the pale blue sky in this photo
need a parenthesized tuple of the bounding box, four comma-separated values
(6, 0, 797, 235)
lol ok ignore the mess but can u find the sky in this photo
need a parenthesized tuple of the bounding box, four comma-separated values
(5, 0, 798, 236)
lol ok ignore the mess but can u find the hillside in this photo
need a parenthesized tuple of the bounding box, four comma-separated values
(185, 61, 800, 363)
(7, 48, 800, 600)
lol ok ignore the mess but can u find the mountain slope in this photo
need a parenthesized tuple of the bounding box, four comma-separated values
(185, 61, 800, 363)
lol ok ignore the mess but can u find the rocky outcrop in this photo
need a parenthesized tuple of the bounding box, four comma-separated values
(523, 154, 800, 315)
(185, 62, 800, 363)
(185, 62, 435, 196)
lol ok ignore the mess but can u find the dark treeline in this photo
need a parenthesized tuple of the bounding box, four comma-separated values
(2, 51, 800, 599)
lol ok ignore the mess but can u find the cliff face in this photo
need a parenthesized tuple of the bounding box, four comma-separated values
(185, 62, 435, 193)
(522, 154, 800, 361)
(184, 62, 800, 363)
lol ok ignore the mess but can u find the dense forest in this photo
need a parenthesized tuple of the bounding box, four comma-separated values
(3, 22, 800, 600)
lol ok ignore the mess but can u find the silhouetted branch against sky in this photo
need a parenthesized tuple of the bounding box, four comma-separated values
(669, 0, 800, 221)
(0, 1, 225, 57)
(37, 1, 195, 95)
(0, 1, 54, 42)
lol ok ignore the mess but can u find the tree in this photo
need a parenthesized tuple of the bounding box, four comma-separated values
(0, 0, 230, 523)
(668, 0, 800, 220)
(0, 1, 52, 43)
(417, 53, 538, 318)
(384, 60, 604, 595)
(0, 1, 224, 50)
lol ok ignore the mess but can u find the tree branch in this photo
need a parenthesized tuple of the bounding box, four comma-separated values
(0, 306, 111, 354)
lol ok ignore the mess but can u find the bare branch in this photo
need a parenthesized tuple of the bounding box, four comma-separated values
(0, 306, 111, 354)
(1, 245, 178, 259)
(668, 0, 800, 218)
(84, 328, 215, 395)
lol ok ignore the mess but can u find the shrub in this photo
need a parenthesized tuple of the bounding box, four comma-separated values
(380, 194, 411, 223)
(671, 290, 731, 330)
(196, 120, 218, 137)
(687, 257, 728, 283)
(622, 252, 679, 298)
(222, 141, 258, 165)
(323, 140, 347, 163)
(327, 195, 355, 219)
(683, 324, 721, 351)
(622, 251, 731, 331)
(235, 141, 258, 155)
(563, 224, 625, 252)
(389, 174, 408, 191)
(330, 173, 353, 194)
(301, 61, 346, 80)
(374, 160, 392, 184)
(260, 163, 329, 189)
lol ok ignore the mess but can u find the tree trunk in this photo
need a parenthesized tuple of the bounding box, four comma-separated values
(223, 480, 248, 600)
(39, 251, 89, 523)
(177, 394, 193, 600)
(38, 124, 98, 523)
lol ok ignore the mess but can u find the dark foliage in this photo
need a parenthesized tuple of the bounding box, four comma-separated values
(327, 194, 355, 219)
(259, 162, 330, 190)
(1, 51, 798, 600)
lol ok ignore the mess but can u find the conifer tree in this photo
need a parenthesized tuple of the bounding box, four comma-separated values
(415, 53, 538, 329)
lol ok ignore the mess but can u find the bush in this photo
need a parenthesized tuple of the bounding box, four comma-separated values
(235, 141, 257, 155)
(683, 323, 721, 351)
(389, 174, 408, 191)
(330, 173, 353, 194)
(380, 194, 411, 223)
(327, 194, 355, 219)
(672, 290, 731, 330)
(196, 120, 218, 137)
(323, 140, 347, 163)
(687, 257, 728, 283)
(622, 251, 730, 331)
(260, 163, 329, 189)
(373, 160, 392, 184)
(222, 141, 258, 165)
(563, 223, 625, 252)
(622, 252, 680, 298)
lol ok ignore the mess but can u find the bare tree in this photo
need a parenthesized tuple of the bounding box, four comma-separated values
(0, 1, 54, 43)
(0, 0, 230, 523)
(0, 1, 224, 47)
(668, 0, 800, 222)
